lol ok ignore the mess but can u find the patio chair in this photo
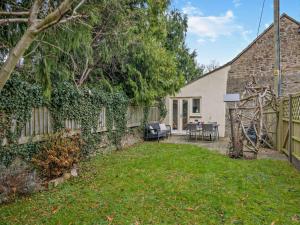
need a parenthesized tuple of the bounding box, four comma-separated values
(186, 123, 199, 140)
(144, 122, 170, 141)
(201, 123, 217, 141)
(207, 122, 219, 140)
(159, 123, 172, 137)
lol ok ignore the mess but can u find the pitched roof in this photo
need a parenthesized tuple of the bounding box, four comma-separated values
(186, 13, 300, 86)
(229, 13, 299, 65)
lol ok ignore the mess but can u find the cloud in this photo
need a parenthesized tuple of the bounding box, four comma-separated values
(183, 4, 251, 43)
(188, 10, 236, 40)
(197, 39, 206, 45)
(181, 3, 255, 65)
(182, 2, 203, 16)
(233, 0, 242, 8)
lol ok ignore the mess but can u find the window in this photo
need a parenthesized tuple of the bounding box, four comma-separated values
(192, 99, 200, 113)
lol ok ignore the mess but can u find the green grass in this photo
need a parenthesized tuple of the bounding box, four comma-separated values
(1, 143, 300, 225)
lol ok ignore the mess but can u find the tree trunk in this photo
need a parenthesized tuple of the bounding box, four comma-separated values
(0, 28, 37, 90)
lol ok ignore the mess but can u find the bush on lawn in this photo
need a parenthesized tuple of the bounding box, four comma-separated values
(32, 130, 82, 179)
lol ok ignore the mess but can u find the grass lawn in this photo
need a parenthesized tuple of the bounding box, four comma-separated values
(1, 143, 300, 225)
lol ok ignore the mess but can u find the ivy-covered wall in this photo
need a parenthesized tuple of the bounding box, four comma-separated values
(0, 75, 160, 167)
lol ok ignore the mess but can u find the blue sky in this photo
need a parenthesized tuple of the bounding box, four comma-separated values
(171, 0, 300, 66)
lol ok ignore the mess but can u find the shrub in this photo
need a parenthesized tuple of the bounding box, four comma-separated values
(32, 130, 82, 179)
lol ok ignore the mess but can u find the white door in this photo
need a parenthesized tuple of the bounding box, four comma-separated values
(171, 98, 189, 134)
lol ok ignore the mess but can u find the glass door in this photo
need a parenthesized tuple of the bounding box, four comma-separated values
(172, 100, 178, 130)
(182, 99, 189, 130)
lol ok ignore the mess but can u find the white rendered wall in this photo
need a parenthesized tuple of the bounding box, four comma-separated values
(165, 65, 230, 137)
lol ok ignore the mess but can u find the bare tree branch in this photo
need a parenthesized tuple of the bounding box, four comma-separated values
(59, 14, 86, 24)
(0, 28, 37, 90)
(0, 18, 29, 25)
(29, 0, 43, 25)
(35, 0, 74, 32)
(78, 57, 91, 86)
(0, 11, 30, 16)
(73, 0, 86, 14)
(0, 15, 85, 26)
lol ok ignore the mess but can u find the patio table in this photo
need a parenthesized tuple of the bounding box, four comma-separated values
(195, 123, 219, 141)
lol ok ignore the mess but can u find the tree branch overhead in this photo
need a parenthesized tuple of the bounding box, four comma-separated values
(0, 0, 87, 90)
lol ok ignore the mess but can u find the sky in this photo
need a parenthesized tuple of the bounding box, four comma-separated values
(171, 0, 300, 66)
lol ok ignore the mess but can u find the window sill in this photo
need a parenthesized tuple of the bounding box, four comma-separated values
(190, 114, 201, 118)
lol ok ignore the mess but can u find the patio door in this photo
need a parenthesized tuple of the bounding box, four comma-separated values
(172, 100, 179, 131)
(182, 99, 189, 130)
(171, 98, 190, 133)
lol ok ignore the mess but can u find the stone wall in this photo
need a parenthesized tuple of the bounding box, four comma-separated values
(227, 15, 300, 95)
(225, 15, 300, 136)
(0, 127, 144, 204)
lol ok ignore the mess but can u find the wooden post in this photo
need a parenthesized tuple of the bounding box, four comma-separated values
(277, 99, 283, 152)
(288, 94, 293, 162)
(229, 108, 236, 152)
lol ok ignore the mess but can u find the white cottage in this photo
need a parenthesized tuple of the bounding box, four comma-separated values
(164, 64, 231, 137)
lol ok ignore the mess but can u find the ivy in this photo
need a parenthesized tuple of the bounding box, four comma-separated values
(0, 0, 201, 169)
(49, 81, 81, 131)
(0, 76, 129, 166)
(158, 98, 167, 121)
(49, 81, 128, 155)
(0, 143, 41, 167)
(0, 74, 44, 143)
(106, 92, 129, 149)
(0, 74, 45, 166)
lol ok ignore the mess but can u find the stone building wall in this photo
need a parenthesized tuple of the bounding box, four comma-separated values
(225, 15, 300, 136)
(227, 15, 300, 95)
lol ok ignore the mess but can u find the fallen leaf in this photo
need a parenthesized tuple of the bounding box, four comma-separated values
(106, 215, 113, 222)
(186, 207, 195, 211)
(52, 206, 59, 214)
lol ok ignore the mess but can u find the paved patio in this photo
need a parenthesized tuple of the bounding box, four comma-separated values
(162, 135, 288, 161)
